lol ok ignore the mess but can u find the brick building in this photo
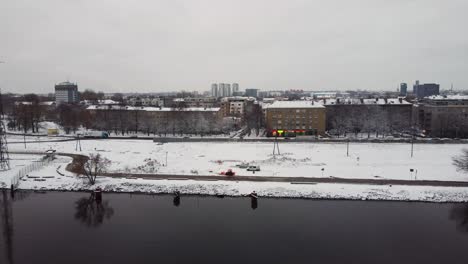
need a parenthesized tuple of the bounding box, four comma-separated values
(264, 101, 326, 137)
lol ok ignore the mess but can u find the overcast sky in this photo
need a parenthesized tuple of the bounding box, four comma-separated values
(1, 0, 467, 94)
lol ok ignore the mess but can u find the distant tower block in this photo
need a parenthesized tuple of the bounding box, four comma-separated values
(225, 83, 231, 97)
(211, 83, 218, 97)
(232, 83, 239, 93)
(400, 83, 407, 96)
(55, 81, 79, 104)
(218, 83, 226, 97)
(0, 91, 10, 170)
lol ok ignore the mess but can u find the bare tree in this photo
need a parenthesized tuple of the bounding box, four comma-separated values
(82, 153, 111, 185)
(453, 149, 468, 173)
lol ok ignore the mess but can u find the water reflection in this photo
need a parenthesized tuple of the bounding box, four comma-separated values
(173, 196, 180, 207)
(251, 197, 258, 210)
(450, 203, 468, 232)
(1, 190, 14, 264)
(173, 191, 181, 207)
(74, 193, 114, 227)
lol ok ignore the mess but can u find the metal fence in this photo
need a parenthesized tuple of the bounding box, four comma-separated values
(11, 156, 54, 187)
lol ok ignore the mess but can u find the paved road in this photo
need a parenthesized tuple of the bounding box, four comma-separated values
(101, 172, 468, 187)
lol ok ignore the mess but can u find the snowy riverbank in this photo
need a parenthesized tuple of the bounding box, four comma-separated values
(3, 157, 466, 203)
(3, 139, 468, 202)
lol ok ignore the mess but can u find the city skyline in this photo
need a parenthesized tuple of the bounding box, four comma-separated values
(1, 0, 468, 93)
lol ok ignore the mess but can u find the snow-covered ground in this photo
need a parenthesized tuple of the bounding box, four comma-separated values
(16, 165, 468, 203)
(4, 137, 468, 202)
(0, 154, 45, 188)
(9, 138, 468, 182)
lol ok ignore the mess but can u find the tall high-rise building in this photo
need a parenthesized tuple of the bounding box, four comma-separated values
(218, 83, 225, 97)
(211, 83, 218, 97)
(245, 88, 259, 98)
(225, 83, 231, 97)
(413, 81, 440, 99)
(232, 83, 239, 93)
(55, 81, 79, 104)
(400, 83, 407, 96)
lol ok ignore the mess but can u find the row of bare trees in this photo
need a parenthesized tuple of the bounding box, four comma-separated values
(327, 105, 412, 138)
(89, 108, 226, 136)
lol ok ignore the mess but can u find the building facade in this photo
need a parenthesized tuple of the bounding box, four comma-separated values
(415, 95, 468, 138)
(55, 81, 79, 104)
(264, 101, 326, 137)
(211, 83, 218, 97)
(232, 83, 239, 93)
(86, 105, 223, 135)
(400, 83, 407, 96)
(245, 88, 259, 98)
(413, 81, 440, 98)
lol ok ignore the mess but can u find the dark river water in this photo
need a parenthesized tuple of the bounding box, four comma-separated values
(1, 190, 468, 264)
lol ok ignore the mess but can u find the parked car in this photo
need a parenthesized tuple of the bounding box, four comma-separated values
(247, 165, 261, 171)
(82, 131, 109, 138)
(236, 162, 249, 168)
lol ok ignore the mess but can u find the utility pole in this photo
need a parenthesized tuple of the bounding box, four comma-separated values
(0, 61, 10, 170)
(411, 135, 414, 158)
(75, 134, 82, 151)
(273, 135, 280, 156)
(346, 138, 349, 157)
(411, 125, 415, 158)
(0, 89, 10, 170)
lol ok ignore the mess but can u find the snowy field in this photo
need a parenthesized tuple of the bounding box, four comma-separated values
(3, 137, 468, 202)
(7, 137, 468, 182)
(0, 154, 45, 188)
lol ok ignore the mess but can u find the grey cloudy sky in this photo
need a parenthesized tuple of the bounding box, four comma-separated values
(1, 0, 467, 94)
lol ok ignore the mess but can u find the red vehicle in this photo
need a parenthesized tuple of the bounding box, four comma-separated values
(221, 169, 235, 176)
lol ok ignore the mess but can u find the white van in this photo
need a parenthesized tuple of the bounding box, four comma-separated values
(247, 165, 260, 171)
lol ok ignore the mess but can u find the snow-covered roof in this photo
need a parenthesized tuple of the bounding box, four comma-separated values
(220, 96, 256, 102)
(56, 81, 76, 86)
(264, 101, 324, 109)
(81, 99, 120, 105)
(425, 95, 468, 100)
(321, 98, 410, 105)
(87, 105, 220, 112)
(15, 101, 55, 106)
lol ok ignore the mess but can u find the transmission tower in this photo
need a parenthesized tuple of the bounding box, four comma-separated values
(0, 90, 10, 170)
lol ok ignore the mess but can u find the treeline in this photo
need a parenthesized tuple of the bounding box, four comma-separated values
(2, 90, 233, 136)
(2, 90, 105, 134)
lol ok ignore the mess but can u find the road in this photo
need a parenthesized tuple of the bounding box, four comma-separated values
(101, 172, 468, 187)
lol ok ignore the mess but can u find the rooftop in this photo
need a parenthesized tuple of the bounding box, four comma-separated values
(321, 98, 411, 105)
(87, 105, 220, 112)
(264, 100, 324, 109)
(56, 81, 77, 86)
(424, 95, 468, 100)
